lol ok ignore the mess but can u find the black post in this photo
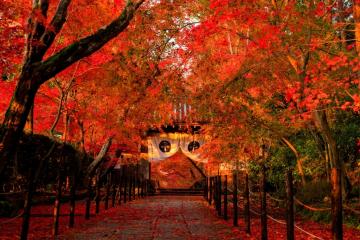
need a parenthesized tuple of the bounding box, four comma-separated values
(123, 166, 127, 204)
(69, 173, 77, 228)
(105, 173, 110, 210)
(331, 168, 343, 240)
(260, 165, 268, 240)
(209, 177, 213, 205)
(85, 179, 92, 219)
(218, 175, 222, 216)
(111, 172, 116, 207)
(233, 171, 238, 226)
(286, 169, 294, 240)
(137, 164, 140, 198)
(215, 176, 218, 209)
(118, 168, 123, 205)
(204, 176, 208, 200)
(129, 167, 133, 202)
(52, 168, 63, 237)
(95, 172, 101, 214)
(20, 168, 35, 240)
(141, 180, 144, 197)
(224, 175, 228, 220)
(133, 171, 136, 200)
(244, 173, 251, 234)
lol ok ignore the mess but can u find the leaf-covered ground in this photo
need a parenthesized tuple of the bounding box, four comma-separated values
(1, 195, 359, 239)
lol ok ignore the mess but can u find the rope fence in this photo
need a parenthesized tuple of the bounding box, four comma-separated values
(294, 197, 331, 212)
(204, 170, 351, 240)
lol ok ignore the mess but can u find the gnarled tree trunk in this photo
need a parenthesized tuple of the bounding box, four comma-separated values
(313, 110, 342, 240)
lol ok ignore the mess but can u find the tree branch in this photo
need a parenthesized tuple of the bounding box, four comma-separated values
(37, 0, 72, 58)
(38, 0, 145, 84)
(86, 137, 113, 177)
(25, 0, 50, 62)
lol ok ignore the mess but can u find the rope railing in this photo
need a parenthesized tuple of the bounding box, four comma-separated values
(249, 208, 261, 216)
(206, 170, 360, 239)
(205, 173, 334, 240)
(266, 193, 285, 203)
(343, 204, 360, 215)
(249, 206, 324, 240)
(294, 197, 331, 212)
(294, 224, 324, 240)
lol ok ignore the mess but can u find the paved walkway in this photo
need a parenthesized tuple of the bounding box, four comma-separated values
(59, 196, 243, 240)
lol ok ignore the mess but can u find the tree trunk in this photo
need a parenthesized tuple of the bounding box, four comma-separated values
(244, 173, 250, 234)
(313, 111, 343, 240)
(24, 105, 34, 135)
(0, 78, 39, 176)
(286, 170, 294, 240)
(281, 137, 306, 185)
(260, 165, 268, 240)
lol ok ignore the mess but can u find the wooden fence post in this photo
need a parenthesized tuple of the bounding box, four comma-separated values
(111, 172, 116, 207)
(20, 168, 35, 240)
(214, 176, 217, 210)
(85, 178, 92, 219)
(218, 175, 222, 216)
(260, 165, 268, 240)
(137, 164, 140, 198)
(105, 173, 110, 210)
(52, 169, 63, 237)
(204, 176, 208, 200)
(331, 168, 343, 240)
(244, 173, 250, 234)
(95, 172, 100, 214)
(224, 175, 228, 220)
(209, 177, 213, 205)
(123, 166, 127, 204)
(133, 171, 136, 200)
(233, 171, 238, 226)
(128, 167, 133, 202)
(118, 167, 123, 205)
(141, 180, 144, 197)
(286, 169, 294, 240)
(69, 173, 77, 228)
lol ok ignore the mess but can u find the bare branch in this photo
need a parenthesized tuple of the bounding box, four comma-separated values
(86, 137, 113, 177)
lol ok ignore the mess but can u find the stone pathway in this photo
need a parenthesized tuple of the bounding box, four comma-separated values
(59, 196, 243, 240)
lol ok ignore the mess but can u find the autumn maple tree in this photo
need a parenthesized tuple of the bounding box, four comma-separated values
(0, 0, 145, 176)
